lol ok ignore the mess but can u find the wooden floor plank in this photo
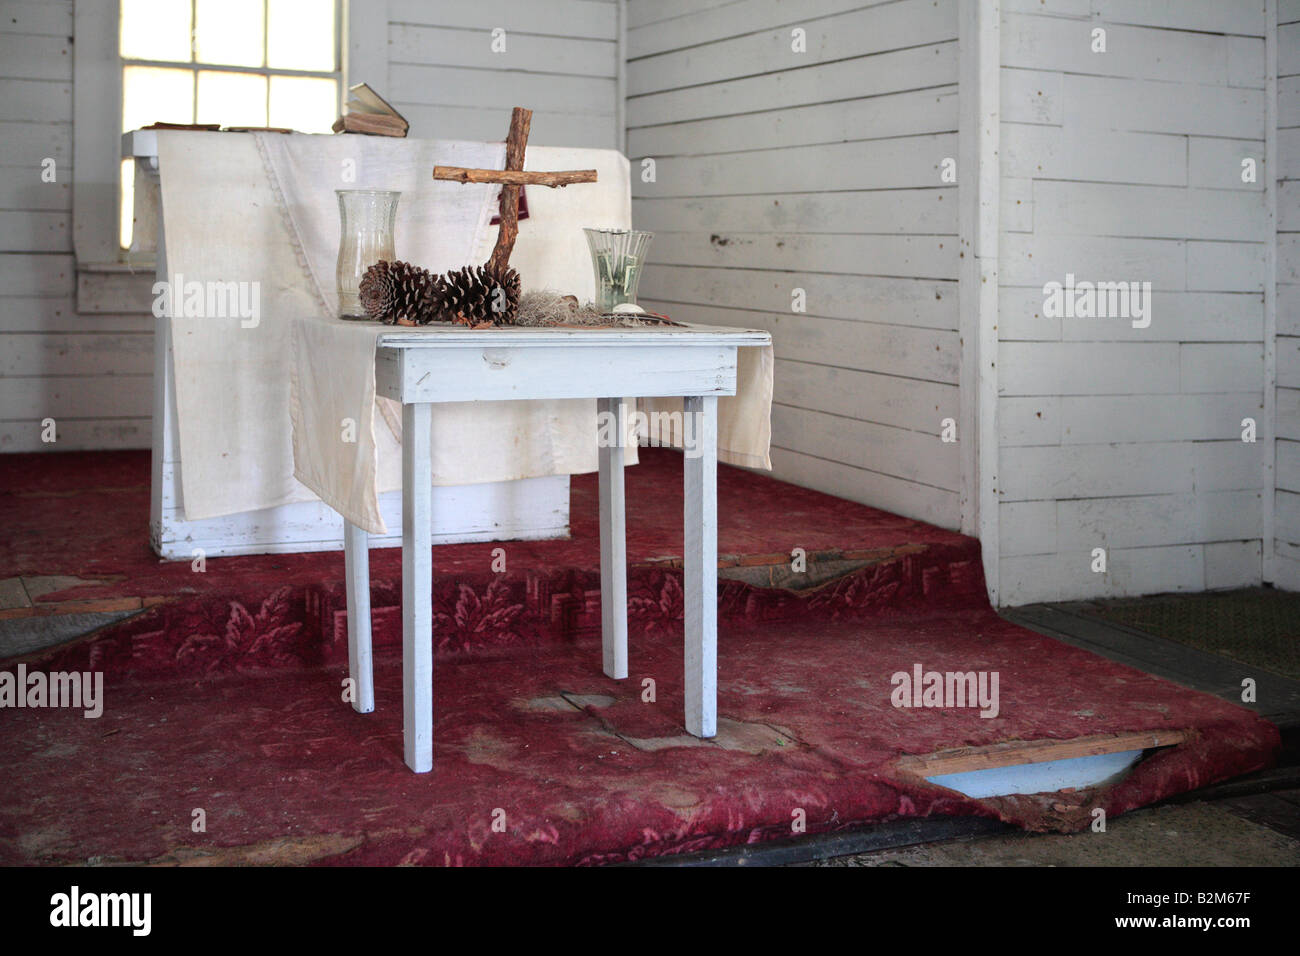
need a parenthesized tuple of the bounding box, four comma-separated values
(897, 731, 1188, 777)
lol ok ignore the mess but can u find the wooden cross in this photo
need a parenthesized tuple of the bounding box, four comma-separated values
(432, 107, 598, 275)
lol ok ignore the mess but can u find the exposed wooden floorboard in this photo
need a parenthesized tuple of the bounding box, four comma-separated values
(896, 731, 1188, 778)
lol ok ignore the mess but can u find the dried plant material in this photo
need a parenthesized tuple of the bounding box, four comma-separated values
(358, 281, 679, 330)
(515, 290, 672, 328)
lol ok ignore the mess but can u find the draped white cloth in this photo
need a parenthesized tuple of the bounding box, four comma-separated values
(154, 130, 771, 535)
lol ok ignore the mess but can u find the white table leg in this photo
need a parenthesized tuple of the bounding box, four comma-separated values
(683, 395, 718, 738)
(598, 396, 628, 680)
(402, 401, 434, 773)
(343, 518, 374, 714)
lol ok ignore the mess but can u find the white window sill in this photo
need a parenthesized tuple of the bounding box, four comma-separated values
(76, 261, 156, 315)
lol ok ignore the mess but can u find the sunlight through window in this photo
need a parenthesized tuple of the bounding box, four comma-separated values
(268, 0, 336, 72)
(194, 0, 265, 68)
(119, 0, 339, 251)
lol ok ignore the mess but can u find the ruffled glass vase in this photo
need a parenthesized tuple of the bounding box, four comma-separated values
(584, 228, 653, 312)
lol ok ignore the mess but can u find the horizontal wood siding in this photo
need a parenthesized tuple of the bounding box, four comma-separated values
(387, 0, 620, 148)
(998, 2, 1270, 604)
(1278, 0, 1300, 588)
(0, 0, 149, 452)
(626, 0, 962, 528)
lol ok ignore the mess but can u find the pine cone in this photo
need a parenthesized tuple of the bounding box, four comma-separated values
(432, 264, 522, 326)
(358, 260, 436, 325)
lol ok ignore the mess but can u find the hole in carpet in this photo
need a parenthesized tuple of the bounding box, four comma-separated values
(644, 546, 928, 593)
(619, 718, 796, 754)
(714, 546, 926, 592)
(719, 557, 874, 591)
(896, 730, 1189, 798)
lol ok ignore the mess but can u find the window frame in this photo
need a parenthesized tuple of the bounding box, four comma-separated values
(73, 0, 367, 282)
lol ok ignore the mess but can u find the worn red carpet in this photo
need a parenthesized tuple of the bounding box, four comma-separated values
(0, 449, 1281, 865)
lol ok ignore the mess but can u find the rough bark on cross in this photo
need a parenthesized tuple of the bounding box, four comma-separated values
(432, 106, 598, 277)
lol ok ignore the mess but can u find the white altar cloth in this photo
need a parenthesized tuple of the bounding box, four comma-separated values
(154, 131, 771, 535)
(155, 131, 634, 525)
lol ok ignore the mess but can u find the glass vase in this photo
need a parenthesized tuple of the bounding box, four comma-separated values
(336, 189, 400, 319)
(584, 228, 653, 312)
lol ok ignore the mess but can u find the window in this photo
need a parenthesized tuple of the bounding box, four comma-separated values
(117, 0, 340, 251)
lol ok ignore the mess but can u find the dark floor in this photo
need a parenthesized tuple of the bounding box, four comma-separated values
(1080, 588, 1300, 681)
(808, 792, 1300, 867)
(1004, 596, 1300, 728)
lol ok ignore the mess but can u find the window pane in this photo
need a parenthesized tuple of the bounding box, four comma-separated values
(120, 0, 192, 62)
(122, 66, 195, 132)
(269, 76, 337, 133)
(267, 0, 335, 71)
(195, 0, 265, 67)
(197, 71, 268, 127)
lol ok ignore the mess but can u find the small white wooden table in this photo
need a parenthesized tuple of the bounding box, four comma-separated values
(342, 322, 770, 772)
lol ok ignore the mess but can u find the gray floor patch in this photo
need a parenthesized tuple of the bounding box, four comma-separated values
(0, 610, 139, 659)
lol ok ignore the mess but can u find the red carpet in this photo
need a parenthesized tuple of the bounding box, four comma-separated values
(0, 449, 1281, 865)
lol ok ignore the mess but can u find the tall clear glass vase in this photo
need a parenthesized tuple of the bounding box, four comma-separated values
(336, 189, 400, 319)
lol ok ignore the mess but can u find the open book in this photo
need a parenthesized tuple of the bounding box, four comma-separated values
(332, 83, 409, 137)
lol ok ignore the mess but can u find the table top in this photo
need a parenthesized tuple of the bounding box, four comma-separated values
(376, 320, 771, 350)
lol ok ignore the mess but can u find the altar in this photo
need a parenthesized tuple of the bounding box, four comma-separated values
(129, 128, 624, 559)
(128, 128, 772, 564)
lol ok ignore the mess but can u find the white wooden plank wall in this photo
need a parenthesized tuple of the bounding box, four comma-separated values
(625, 0, 963, 530)
(998, 0, 1271, 604)
(1277, 0, 1300, 589)
(0, 0, 621, 455)
(0, 0, 151, 451)
(387, 0, 621, 148)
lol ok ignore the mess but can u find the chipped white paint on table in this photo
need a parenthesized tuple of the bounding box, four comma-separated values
(343, 322, 771, 772)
